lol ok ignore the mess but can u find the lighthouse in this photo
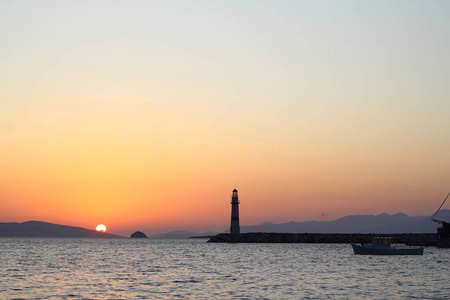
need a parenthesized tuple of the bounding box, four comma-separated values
(230, 189, 240, 234)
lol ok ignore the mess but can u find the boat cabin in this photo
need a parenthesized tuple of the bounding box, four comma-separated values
(371, 237, 392, 248)
(437, 221, 450, 239)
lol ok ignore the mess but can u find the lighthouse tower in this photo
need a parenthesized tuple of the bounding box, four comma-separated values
(230, 189, 240, 234)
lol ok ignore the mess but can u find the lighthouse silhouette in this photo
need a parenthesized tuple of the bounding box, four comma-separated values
(230, 189, 240, 234)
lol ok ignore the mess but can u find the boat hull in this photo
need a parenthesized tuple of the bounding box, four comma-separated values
(351, 243, 424, 255)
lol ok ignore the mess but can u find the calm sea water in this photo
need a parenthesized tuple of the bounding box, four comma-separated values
(1, 238, 449, 299)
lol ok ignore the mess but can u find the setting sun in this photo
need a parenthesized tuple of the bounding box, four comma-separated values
(96, 224, 107, 232)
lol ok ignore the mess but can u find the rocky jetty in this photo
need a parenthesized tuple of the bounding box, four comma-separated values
(130, 231, 148, 238)
(208, 232, 437, 245)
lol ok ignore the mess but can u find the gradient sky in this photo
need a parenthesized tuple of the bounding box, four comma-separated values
(1, 1, 449, 236)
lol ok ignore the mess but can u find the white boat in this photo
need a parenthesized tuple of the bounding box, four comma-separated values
(351, 237, 424, 255)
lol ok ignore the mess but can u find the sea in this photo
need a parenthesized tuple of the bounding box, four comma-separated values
(1, 238, 449, 299)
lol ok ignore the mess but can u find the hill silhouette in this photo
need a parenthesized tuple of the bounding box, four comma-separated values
(0, 221, 123, 238)
(142, 210, 450, 238)
(238, 210, 450, 234)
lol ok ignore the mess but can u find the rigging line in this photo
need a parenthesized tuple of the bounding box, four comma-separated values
(431, 191, 450, 223)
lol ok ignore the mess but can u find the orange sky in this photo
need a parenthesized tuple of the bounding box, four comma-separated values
(1, 1, 449, 236)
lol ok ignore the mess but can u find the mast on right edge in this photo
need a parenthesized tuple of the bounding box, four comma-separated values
(432, 192, 450, 248)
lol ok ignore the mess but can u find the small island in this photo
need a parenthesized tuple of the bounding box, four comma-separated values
(130, 231, 148, 238)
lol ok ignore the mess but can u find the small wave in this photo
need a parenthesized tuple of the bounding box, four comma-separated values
(172, 279, 201, 284)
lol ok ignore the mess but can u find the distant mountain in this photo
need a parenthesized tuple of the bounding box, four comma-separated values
(0, 221, 123, 238)
(145, 210, 450, 239)
(239, 210, 450, 234)
(149, 230, 217, 239)
(9, 210, 444, 238)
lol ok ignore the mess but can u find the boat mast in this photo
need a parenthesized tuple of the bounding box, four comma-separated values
(431, 192, 450, 224)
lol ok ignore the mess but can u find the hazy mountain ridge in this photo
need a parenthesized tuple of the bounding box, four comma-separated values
(149, 210, 450, 238)
(1, 210, 448, 238)
(240, 210, 450, 234)
(0, 221, 123, 238)
(149, 230, 216, 239)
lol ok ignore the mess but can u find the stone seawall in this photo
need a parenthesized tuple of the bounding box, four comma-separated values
(208, 232, 437, 245)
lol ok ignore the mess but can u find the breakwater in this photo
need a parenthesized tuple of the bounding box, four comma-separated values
(208, 232, 437, 245)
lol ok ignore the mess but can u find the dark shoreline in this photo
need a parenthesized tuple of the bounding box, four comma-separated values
(208, 232, 437, 245)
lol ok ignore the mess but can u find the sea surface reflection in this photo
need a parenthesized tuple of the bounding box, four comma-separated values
(1, 238, 449, 299)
